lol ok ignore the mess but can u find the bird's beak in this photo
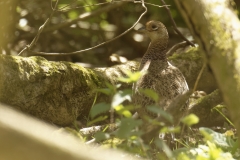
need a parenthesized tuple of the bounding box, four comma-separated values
(138, 26, 146, 32)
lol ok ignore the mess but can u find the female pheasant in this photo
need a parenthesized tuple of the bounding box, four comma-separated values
(133, 20, 189, 119)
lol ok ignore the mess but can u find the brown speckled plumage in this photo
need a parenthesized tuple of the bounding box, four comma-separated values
(133, 20, 189, 118)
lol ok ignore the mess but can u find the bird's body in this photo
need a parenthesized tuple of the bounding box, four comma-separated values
(133, 20, 189, 118)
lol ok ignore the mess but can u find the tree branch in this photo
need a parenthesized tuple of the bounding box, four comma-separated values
(19, 1, 148, 56)
(166, 41, 190, 56)
(43, 1, 127, 33)
(18, 0, 59, 56)
(160, 0, 195, 47)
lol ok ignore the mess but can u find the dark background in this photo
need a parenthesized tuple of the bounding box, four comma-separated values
(1, 0, 239, 66)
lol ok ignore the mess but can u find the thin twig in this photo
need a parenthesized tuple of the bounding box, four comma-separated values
(144, 2, 170, 8)
(59, 1, 112, 11)
(42, 1, 166, 33)
(58, 0, 168, 12)
(50, 0, 54, 10)
(18, 0, 59, 56)
(193, 62, 206, 92)
(166, 41, 190, 57)
(160, 0, 195, 47)
(27, 0, 148, 56)
(43, 1, 126, 33)
(19, 1, 167, 38)
(58, 0, 78, 11)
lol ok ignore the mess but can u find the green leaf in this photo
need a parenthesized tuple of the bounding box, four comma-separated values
(96, 88, 112, 95)
(175, 152, 191, 160)
(115, 118, 142, 139)
(199, 127, 238, 151)
(118, 71, 142, 83)
(111, 90, 132, 107)
(114, 105, 132, 118)
(96, 82, 118, 95)
(213, 105, 234, 127)
(146, 105, 174, 124)
(68, 11, 78, 19)
(181, 114, 199, 127)
(90, 102, 110, 118)
(94, 131, 110, 142)
(139, 89, 159, 102)
(160, 126, 181, 134)
(106, 82, 117, 91)
(154, 139, 174, 159)
(87, 116, 108, 126)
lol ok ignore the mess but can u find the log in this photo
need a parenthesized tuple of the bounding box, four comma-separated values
(0, 55, 137, 125)
(0, 46, 218, 125)
(0, 103, 142, 160)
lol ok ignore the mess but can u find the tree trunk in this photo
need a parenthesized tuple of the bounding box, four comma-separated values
(175, 0, 240, 141)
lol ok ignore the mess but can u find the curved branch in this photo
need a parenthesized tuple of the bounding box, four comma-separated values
(160, 0, 195, 47)
(166, 41, 189, 56)
(24, 0, 147, 56)
(44, 1, 127, 33)
(18, 0, 59, 56)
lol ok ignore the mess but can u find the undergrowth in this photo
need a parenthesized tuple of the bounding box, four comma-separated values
(75, 71, 239, 160)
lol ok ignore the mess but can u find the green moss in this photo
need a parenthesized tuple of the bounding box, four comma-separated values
(168, 46, 202, 61)
(87, 69, 106, 87)
(193, 90, 219, 106)
(60, 61, 106, 90)
(2, 54, 106, 94)
(28, 56, 48, 62)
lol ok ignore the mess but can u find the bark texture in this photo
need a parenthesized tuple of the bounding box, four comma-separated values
(0, 0, 18, 53)
(0, 55, 137, 125)
(175, 0, 240, 140)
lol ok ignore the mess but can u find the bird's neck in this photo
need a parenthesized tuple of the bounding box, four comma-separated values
(145, 39, 168, 61)
(139, 40, 168, 71)
(146, 40, 167, 60)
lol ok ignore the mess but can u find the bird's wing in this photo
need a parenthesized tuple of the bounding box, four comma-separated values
(167, 64, 189, 95)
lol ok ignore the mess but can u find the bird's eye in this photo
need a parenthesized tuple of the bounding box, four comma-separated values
(151, 24, 158, 30)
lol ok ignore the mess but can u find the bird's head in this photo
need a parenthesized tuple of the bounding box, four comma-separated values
(138, 20, 168, 42)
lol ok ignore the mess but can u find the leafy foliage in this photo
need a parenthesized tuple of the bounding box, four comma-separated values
(86, 71, 239, 159)
(2, 0, 239, 159)
(181, 114, 199, 127)
(175, 128, 239, 160)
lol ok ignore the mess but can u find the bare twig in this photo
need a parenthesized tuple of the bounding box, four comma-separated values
(160, 0, 195, 47)
(59, 1, 114, 11)
(30, 1, 166, 33)
(144, 2, 170, 8)
(193, 62, 206, 92)
(26, 0, 148, 56)
(18, 1, 127, 41)
(50, 0, 55, 10)
(166, 41, 190, 57)
(58, 0, 78, 11)
(18, 0, 59, 56)
(43, 2, 126, 33)
(58, 0, 169, 12)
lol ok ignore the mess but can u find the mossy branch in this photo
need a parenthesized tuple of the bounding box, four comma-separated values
(0, 46, 219, 125)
